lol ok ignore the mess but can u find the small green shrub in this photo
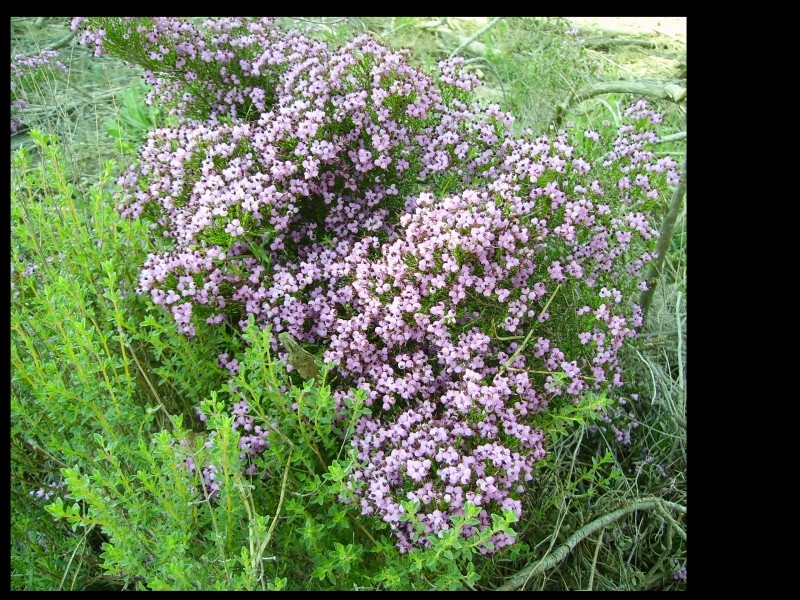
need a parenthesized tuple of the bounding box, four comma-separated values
(11, 131, 237, 589)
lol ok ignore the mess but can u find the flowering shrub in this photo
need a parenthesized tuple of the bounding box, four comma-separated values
(75, 17, 678, 553)
(10, 49, 68, 133)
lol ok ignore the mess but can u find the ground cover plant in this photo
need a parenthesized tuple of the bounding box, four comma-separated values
(11, 17, 686, 590)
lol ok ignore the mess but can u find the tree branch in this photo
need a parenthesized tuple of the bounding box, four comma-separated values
(656, 131, 686, 144)
(497, 496, 686, 591)
(552, 79, 686, 127)
(582, 36, 660, 51)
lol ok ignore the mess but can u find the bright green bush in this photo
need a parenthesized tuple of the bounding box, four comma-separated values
(10, 131, 238, 589)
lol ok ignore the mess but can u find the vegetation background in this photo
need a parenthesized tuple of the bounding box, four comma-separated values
(10, 16, 686, 591)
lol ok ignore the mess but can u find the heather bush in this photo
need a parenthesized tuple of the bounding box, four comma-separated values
(11, 17, 685, 590)
(69, 16, 679, 557)
(8, 130, 523, 590)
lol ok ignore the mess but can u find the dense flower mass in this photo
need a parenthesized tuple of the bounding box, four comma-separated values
(76, 17, 677, 552)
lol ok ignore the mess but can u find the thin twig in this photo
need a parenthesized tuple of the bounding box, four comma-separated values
(499, 285, 560, 375)
(347, 512, 380, 547)
(586, 533, 603, 591)
(449, 17, 503, 58)
(633, 346, 659, 407)
(463, 56, 509, 108)
(655, 131, 686, 144)
(59, 524, 93, 590)
(120, 327, 170, 421)
(497, 497, 686, 590)
(16, 436, 70, 469)
(258, 452, 292, 563)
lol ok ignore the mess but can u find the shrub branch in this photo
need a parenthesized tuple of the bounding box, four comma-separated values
(639, 158, 687, 319)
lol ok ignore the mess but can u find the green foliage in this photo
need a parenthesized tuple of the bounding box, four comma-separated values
(9, 163, 535, 588)
(480, 18, 597, 133)
(46, 404, 269, 591)
(10, 132, 235, 589)
(29, 311, 537, 590)
(105, 82, 164, 155)
(538, 391, 613, 444)
(347, 17, 599, 135)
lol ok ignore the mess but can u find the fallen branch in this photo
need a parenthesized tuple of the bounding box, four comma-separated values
(656, 131, 686, 144)
(497, 496, 686, 591)
(552, 79, 686, 127)
(449, 17, 503, 58)
(582, 36, 660, 51)
(656, 502, 687, 541)
(45, 31, 76, 52)
(639, 157, 687, 319)
(414, 18, 449, 30)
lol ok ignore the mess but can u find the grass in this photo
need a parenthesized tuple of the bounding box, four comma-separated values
(10, 16, 686, 591)
(10, 18, 154, 179)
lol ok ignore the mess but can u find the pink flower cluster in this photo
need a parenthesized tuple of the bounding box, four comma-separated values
(75, 18, 678, 552)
